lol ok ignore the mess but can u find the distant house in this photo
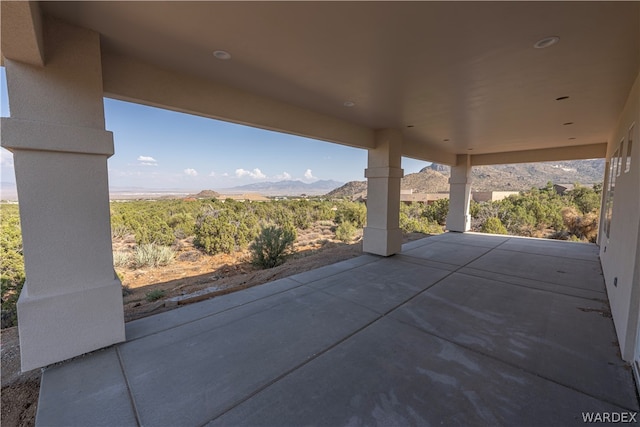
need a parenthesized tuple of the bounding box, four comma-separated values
(362, 190, 450, 205)
(553, 184, 576, 195)
(471, 191, 521, 202)
(218, 193, 270, 202)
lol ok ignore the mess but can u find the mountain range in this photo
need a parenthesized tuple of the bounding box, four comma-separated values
(326, 159, 605, 199)
(2, 160, 605, 201)
(223, 179, 344, 196)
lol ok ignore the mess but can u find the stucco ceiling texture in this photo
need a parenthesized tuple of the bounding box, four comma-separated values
(41, 1, 640, 156)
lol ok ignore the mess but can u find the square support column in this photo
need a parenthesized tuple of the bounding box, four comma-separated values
(363, 129, 404, 256)
(1, 18, 125, 371)
(446, 154, 472, 232)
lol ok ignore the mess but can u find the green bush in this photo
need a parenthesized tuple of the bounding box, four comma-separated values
(481, 217, 508, 235)
(121, 283, 133, 296)
(567, 184, 601, 214)
(167, 212, 196, 238)
(131, 244, 175, 268)
(1, 205, 24, 328)
(335, 201, 367, 228)
(399, 202, 445, 234)
(335, 221, 357, 242)
(113, 251, 130, 268)
(145, 289, 166, 302)
(195, 212, 248, 254)
(423, 198, 449, 225)
(250, 226, 296, 269)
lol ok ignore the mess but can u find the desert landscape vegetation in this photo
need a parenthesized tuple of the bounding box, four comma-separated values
(1, 160, 604, 426)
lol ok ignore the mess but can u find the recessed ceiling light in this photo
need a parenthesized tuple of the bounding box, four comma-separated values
(534, 36, 560, 49)
(343, 101, 355, 108)
(563, 122, 574, 126)
(213, 50, 232, 60)
(556, 96, 570, 101)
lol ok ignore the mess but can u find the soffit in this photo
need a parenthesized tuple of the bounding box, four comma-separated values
(40, 1, 640, 156)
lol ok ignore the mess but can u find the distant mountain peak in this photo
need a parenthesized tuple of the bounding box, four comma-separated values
(327, 159, 604, 198)
(225, 179, 344, 196)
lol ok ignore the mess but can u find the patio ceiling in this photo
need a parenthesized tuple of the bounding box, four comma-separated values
(33, 2, 640, 162)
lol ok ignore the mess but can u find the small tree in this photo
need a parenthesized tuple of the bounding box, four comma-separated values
(250, 226, 296, 269)
(481, 217, 508, 235)
(335, 221, 357, 242)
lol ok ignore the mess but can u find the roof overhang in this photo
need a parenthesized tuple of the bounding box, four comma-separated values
(3, 2, 639, 165)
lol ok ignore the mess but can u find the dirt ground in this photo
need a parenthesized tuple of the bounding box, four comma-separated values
(1, 229, 429, 427)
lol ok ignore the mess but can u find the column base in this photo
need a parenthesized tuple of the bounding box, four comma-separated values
(17, 279, 126, 372)
(363, 227, 403, 256)
(445, 214, 471, 233)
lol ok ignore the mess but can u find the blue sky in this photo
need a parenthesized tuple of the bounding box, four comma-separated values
(0, 67, 428, 190)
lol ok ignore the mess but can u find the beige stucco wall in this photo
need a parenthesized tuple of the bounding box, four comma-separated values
(600, 71, 640, 363)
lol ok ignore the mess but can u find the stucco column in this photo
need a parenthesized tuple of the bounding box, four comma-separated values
(0, 18, 125, 371)
(446, 154, 472, 232)
(363, 129, 404, 256)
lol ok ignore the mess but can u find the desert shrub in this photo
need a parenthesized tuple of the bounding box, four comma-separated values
(401, 218, 444, 235)
(133, 216, 175, 246)
(194, 208, 259, 255)
(566, 184, 601, 214)
(469, 200, 481, 218)
(131, 244, 175, 268)
(335, 201, 367, 228)
(287, 200, 313, 230)
(167, 212, 196, 238)
(110, 201, 175, 246)
(335, 221, 357, 242)
(111, 224, 131, 239)
(145, 289, 166, 302)
(309, 201, 336, 222)
(481, 217, 508, 235)
(423, 198, 449, 225)
(472, 184, 571, 236)
(250, 226, 296, 269)
(399, 203, 444, 234)
(113, 251, 130, 268)
(561, 206, 599, 242)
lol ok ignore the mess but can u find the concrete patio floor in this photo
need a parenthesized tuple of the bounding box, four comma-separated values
(36, 233, 639, 426)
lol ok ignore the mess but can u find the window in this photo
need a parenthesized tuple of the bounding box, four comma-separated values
(605, 144, 622, 238)
(626, 123, 634, 173)
(616, 142, 623, 177)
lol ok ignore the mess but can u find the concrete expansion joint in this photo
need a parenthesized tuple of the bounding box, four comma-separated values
(115, 347, 142, 427)
(391, 312, 637, 412)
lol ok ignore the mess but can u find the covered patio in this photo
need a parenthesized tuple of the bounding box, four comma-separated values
(37, 233, 638, 426)
(1, 2, 639, 424)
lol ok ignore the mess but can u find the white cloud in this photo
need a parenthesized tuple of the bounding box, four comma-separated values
(137, 155, 158, 166)
(183, 168, 198, 176)
(235, 168, 266, 179)
(0, 148, 14, 168)
(275, 172, 292, 180)
(208, 171, 216, 177)
(304, 169, 316, 180)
